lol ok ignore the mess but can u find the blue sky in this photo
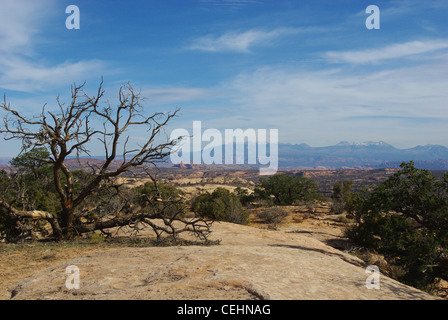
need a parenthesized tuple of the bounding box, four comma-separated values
(1, 0, 448, 157)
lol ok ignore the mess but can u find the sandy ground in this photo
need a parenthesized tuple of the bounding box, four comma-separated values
(0, 243, 115, 300)
(1, 216, 440, 300)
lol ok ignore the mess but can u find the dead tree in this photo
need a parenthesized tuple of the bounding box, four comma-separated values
(0, 81, 213, 242)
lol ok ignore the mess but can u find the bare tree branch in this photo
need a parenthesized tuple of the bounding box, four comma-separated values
(0, 81, 214, 242)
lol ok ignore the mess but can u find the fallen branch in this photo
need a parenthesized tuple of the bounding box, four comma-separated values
(0, 200, 63, 238)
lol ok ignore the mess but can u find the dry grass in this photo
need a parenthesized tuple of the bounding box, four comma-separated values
(0, 241, 113, 299)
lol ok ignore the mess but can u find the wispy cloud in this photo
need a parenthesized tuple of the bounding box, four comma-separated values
(0, 0, 107, 93)
(229, 60, 448, 117)
(0, 58, 106, 93)
(326, 39, 448, 64)
(217, 54, 448, 146)
(198, 0, 261, 9)
(142, 87, 215, 104)
(353, 0, 448, 18)
(0, 0, 53, 55)
(188, 27, 300, 53)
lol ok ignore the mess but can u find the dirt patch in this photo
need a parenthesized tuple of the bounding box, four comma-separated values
(0, 242, 115, 300)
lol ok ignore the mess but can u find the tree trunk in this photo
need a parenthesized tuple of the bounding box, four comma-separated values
(61, 205, 75, 239)
(0, 200, 63, 240)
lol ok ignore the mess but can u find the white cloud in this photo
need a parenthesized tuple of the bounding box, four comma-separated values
(217, 55, 448, 147)
(188, 27, 300, 53)
(0, 57, 106, 92)
(326, 39, 448, 64)
(0, 0, 107, 93)
(230, 62, 448, 117)
(141, 87, 215, 104)
(0, 0, 52, 54)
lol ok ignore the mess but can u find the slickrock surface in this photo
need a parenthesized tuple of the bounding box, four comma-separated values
(9, 222, 438, 300)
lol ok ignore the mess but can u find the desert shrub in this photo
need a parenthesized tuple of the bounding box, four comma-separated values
(233, 186, 256, 206)
(333, 213, 352, 224)
(135, 181, 184, 200)
(257, 207, 289, 226)
(0, 171, 17, 240)
(330, 180, 353, 214)
(254, 198, 275, 208)
(192, 187, 249, 225)
(0, 149, 60, 241)
(89, 233, 106, 243)
(135, 181, 184, 202)
(7, 148, 60, 214)
(347, 161, 448, 290)
(134, 182, 187, 218)
(254, 173, 321, 205)
(9, 147, 52, 181)
(0, 206, 20, 241)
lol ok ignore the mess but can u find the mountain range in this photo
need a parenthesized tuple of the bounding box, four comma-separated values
(277, 141, 448, 170)
(2, 141, 448, 170)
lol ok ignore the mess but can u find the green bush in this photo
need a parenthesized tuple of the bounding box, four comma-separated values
(233, 187, 255, 206)
(135, 182, 184, 201)
(0, 149, 60, 241)
(347, 161, 448, 290)
(134, 182, 187, 218)
(192, 187, 249, 225)
(0, 206, 21, 241)
(254, 173, 321, 205)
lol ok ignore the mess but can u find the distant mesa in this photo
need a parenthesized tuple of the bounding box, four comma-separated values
(173, 162, 198, 169)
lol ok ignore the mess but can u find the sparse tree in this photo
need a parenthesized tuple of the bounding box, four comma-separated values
(0, 81, 213, 242)
(331, 180, 353, 214)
